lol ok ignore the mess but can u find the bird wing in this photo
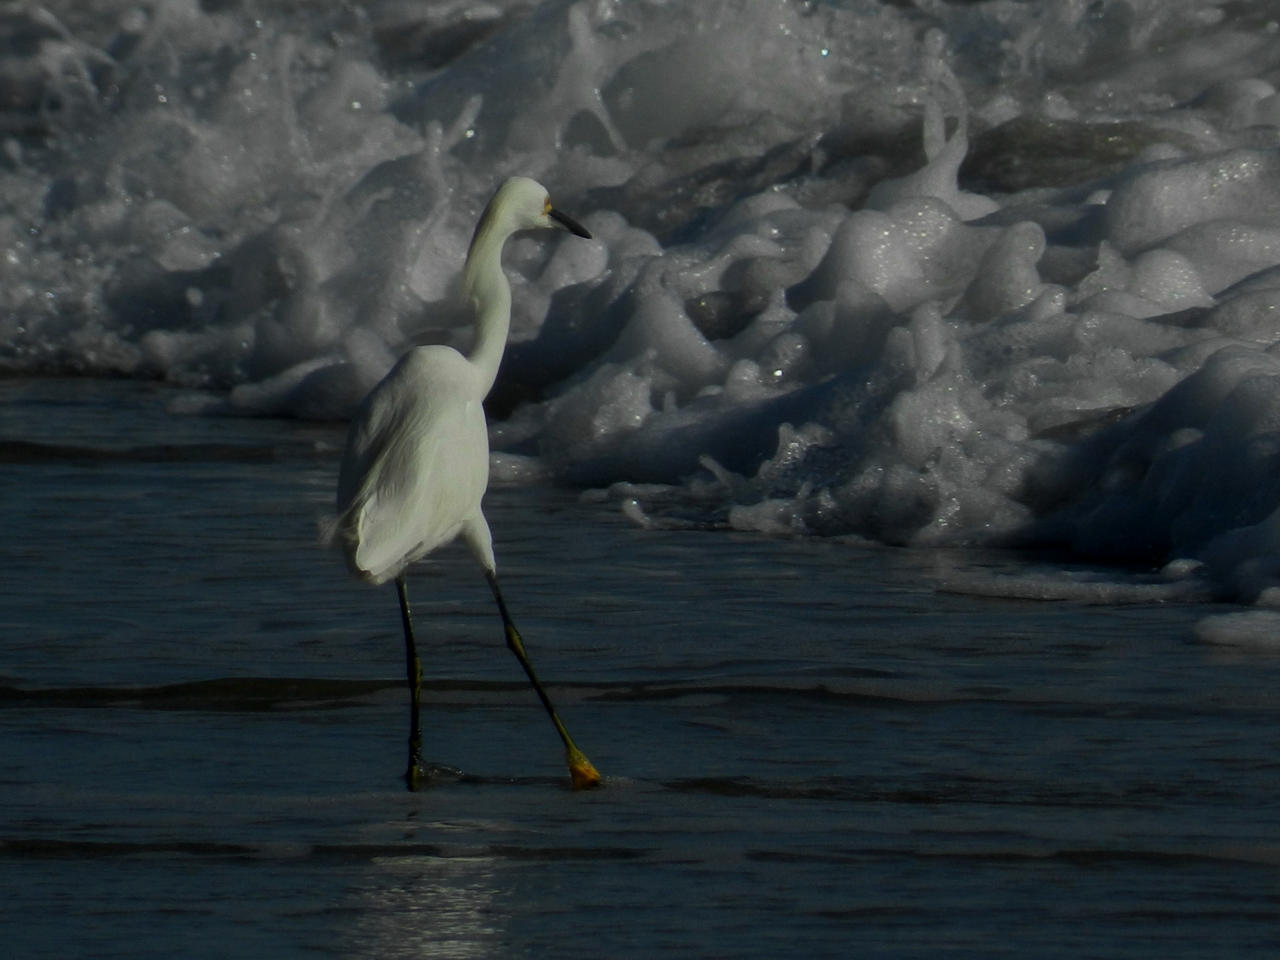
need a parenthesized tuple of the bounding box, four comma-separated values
(334, 347, 490, 584)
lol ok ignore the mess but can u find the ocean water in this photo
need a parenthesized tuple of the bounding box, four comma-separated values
(3, 378, 1279, 959)
(4, 1, 1280, 955)
(7, 0, 1280, 610)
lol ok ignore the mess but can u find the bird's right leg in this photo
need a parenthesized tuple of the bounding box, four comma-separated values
(396, 576, 426, 790)
(463, 515, 601, 790)
(485, 570, 601, 790)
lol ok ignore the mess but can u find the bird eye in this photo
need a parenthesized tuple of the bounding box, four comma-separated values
(542, 197, 552, 215)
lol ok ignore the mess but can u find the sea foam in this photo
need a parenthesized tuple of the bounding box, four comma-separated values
(5, 1, 1280, 603)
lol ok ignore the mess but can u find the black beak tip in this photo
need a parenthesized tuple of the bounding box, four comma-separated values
(549, 207, 592, 240)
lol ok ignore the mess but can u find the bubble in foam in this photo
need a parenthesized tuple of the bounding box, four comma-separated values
(963, 222, 1046, 323)
(1194, 611, 1280, 649)
(1127, 248, 1212, 311)
(1164, 219, 1280, 295)
(864, 32, 997, 223)
(1105, 149, 1280, 255)
(542, 363, 655, 467)
(796, 210, 926, 313)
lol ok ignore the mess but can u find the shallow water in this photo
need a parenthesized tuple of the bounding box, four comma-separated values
(2, 379, 1279, 959)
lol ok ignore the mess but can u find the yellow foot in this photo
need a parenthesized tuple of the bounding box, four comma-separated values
(567, 749, 602, 790)
(404, 762, 425, 791)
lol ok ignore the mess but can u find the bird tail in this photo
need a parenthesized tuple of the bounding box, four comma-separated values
(320, 504, 391, 585)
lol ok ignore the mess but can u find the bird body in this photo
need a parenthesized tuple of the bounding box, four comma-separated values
(334, 344, 490, 585)
(330, 176, 599, 790)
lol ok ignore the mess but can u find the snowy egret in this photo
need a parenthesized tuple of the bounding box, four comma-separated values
(329, 177, 600, 791)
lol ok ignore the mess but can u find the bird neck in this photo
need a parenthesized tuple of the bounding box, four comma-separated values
(462, 215, 514, 398)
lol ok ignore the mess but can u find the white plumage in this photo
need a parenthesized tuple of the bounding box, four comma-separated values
(334, 346, 490, 585)
(329, 177, 600, 790)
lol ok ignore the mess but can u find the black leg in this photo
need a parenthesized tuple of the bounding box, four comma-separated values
(485, 570, 600, 789)
(396, 576, 425, 790)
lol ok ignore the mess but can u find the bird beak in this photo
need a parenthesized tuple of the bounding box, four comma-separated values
(549, 207, 592, 240)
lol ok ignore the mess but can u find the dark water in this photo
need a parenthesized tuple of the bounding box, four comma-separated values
(2, 379, 1278, 959)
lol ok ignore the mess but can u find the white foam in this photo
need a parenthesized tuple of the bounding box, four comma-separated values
(1194, 611, 1280, 650)
(939, 567, 1213, 605)
(9, 0, 1280, 602)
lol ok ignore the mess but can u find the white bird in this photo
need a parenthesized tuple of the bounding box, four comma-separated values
(329, 176, 600, 790)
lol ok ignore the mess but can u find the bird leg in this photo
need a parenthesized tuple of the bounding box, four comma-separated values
(485, 571, 601, 790)
(396, 577, 426, 790)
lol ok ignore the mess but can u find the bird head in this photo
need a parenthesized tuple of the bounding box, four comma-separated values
(485, 176, 592, 241)
(463, 177, 593, 308)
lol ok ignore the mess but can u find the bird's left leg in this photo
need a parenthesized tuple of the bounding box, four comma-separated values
(485, 569, 602, 790)
(396, 576, 426, 790)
